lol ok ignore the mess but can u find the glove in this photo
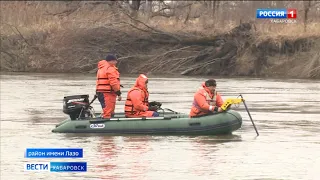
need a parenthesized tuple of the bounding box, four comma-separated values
(211, 106, 224, 112)
(115, 90, 121, 96)
(210, 106, 219, 112)
(148, 106, 158, 111)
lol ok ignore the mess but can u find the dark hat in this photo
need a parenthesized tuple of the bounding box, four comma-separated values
(105, 54, 117, 61)
(205, 79, 217, 87)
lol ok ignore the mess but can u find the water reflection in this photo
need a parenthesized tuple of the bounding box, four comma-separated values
(193, 134, 242, 144)
(93, 136, 153, 180)
(95, 137, 120, 180)
(90, 135, 244, 180)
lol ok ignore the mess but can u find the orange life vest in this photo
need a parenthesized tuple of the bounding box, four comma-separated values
(96, 61, 120, 93)
(124, 87, 149, 116)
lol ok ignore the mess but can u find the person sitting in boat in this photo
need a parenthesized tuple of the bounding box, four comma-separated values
(189, 79, 224, 118)
(124, 74, 161, 118)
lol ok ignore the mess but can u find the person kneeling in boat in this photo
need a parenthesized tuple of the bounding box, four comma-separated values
(124, 74, 161, 118)
(189, 79, 224, 118)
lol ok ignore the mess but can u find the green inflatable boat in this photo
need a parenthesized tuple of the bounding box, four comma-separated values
(52, 95, 242, 135)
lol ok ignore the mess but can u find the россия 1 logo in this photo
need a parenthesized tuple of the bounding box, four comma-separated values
(256, 9, 297, 24)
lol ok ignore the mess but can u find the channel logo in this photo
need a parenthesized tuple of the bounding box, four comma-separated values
(256, 9, 297, 19)
(24, 162, 50, 172)
(24, 162, 87, 172)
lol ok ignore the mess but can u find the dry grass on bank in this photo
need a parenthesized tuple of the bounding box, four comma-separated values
(150, 18, 320, 39)
(1, 2, 320, 78)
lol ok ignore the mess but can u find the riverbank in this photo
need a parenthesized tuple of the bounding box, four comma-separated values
(1, 2, 320, 79)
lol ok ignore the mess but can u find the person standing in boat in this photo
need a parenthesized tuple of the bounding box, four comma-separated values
(189, 79, 224, 118)
(96, 54, 122, 118)
(124, 74, 160, 118)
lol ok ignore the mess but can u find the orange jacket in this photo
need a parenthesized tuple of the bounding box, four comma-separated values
(189, 83, 224, 117)
(125, 74, 152, 117)
(96, 60, 120, 94)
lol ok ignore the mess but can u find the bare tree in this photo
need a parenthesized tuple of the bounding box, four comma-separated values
(304, 1, 311, 32)
(184, 4, 192, 24)
(144, 0, 153, 20)
(130, 0, 141, 18)
(303, 0, 320, 32)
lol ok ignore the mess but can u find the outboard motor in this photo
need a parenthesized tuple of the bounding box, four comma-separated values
(63, 95, 91, 120)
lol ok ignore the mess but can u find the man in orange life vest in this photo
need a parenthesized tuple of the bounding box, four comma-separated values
(189, 79, 224, 118)
(96, 54, 122, 118)
(124, 74, 160, 118)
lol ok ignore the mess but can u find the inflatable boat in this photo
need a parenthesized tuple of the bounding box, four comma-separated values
(52, 95, 242, 135)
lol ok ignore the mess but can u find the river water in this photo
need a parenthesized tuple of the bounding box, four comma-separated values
(1, 73, 319, 180)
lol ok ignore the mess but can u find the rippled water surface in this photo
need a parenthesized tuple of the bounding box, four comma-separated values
(1, 73, 320, 180)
